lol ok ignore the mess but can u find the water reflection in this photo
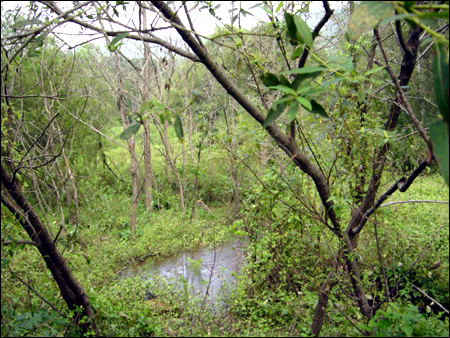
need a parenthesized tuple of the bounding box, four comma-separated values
(120, 241, 244, 304)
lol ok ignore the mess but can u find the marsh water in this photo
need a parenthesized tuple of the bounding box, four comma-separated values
(120, 241, 245, 304)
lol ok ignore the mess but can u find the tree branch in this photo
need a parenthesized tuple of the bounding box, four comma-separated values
(2, 240, 39, 247)
(380, 200, 449, 208)
(374, 28, 431, 150)
(352, 159, 430, 235)
(298, 1, 333, 68)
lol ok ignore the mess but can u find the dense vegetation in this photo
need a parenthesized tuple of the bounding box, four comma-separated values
(1, 1, 449, 337)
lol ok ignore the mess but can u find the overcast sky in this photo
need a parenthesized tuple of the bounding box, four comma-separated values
(2, 1, 335, 54)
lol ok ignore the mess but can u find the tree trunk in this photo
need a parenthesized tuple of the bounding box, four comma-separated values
(142, 119, 153, 211)
(1, 165, 97, 334)
(142, 8, 154, 212)
(311, 258, 339, 336)
(116, 56, 138, 238)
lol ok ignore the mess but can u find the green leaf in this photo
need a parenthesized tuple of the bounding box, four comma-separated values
(261, 5, 272, 16)
(119, 124, 140, 140)
(109, 32, 128, 47)
(263, 101, 288, 128)
(364, 66, 386, 77)
(379, 13, 417, 27)
(191, 91, 203, 97)
(281, 66, 326, 75)
(13, 19, 43, 27)
(308, 100, 329, 118)
(279, 75, 291, 87)
(403, 1, 415, 12)
(236, 57, 243, 75)
(296, 97, 312, 111)
(240, 9, 254, 17)
(378, 319, 393, 328)
(433, 44, 449, 124)
(35, 30, 49, 46)
(418, 11, 450, 20)
(291, 72, 325, 90)
(261, 73, 280, 87)
(269, 85, 297, 95)
(291, 46, 303, 60)
(231, 14, 238, 25)
(348, 1, 394, 40)
(320, 76, 345, 88)
(1, 257, 9, 268)
(284, 12, 299, 46)
(300, 87, 326, 96)
(276, 1, 284, 13)
(174, 114, 184, 142)
(328, 56, 354, 72)
(430, 120, 449, 186)
(286, 100, 299, 123)
(294, 15, 313, 48)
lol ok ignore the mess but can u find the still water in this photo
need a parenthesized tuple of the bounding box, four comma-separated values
(120, 241, 245, 304)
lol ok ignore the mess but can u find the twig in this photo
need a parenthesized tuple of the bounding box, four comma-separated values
(9, 269, 67, 319)
(352, 159, 429, 235)
(330, 301, 369, 336)
(380, 200, 449, 208)
(2, 240, 39, 246)
(396, 128, 429, 141)
(410, 283, 449, 314)
(374, 28, 431, 150)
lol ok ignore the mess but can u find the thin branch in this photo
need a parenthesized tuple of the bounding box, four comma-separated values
(396, 128, 429, 141)
(9, 268, 68, 319)
(1, 1, 93, 73)
(2, 240, 39, 246)
(352, 159, 429, 235)
(330, 301, 369, 336)
(57, 103, 128, 151)
(0, 192, 39, 243)
(374, 28, 431, 150)
(380, 200, 449, 208)
(410, 283, 449, 315)
(394, 21, 411, 56)
(1, 94, 67, 99)
(298, 1, 333, 68)
(182, 1, 205, 49)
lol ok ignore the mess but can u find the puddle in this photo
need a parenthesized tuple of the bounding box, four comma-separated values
(120, 241, 245, 304)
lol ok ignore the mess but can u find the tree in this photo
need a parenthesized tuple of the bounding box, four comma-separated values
(2, 1, 447, 336)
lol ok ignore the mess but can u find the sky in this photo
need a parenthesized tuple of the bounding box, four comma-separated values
(1, 1, 335, 54)
(2, 1, 266, 46)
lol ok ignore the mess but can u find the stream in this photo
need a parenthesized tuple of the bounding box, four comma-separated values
(120, 241, 245, 304)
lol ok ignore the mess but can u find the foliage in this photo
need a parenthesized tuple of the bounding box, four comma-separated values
(1, 1, 449, 337)
(360, 301, 449, 337)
